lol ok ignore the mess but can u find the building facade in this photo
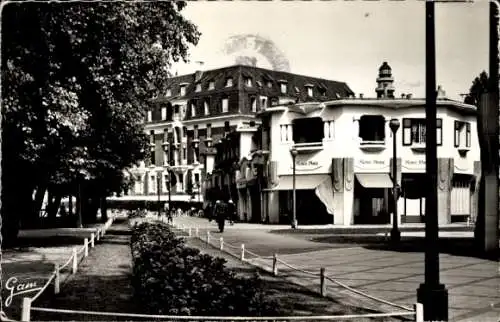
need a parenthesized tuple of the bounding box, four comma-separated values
(240, 62, 480, 225)
(122, 65, 353, 205)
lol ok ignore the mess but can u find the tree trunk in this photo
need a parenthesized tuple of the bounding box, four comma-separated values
(32, 183, 47, 219)
(68, 195, 73, 216)
(100, 197, 108, 222)
(76, 183, 83, 228)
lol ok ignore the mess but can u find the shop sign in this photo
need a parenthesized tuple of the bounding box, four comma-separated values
(293, 159, 321, 171)
(403, 159, 426, 169)
(355, 159, 388, 169)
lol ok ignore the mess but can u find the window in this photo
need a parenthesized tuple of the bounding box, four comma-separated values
(180, 85, 186, 96)
(208, 81, 215, 90)
(204, 99, 210, 115)
(266, 81, 272, 88)
(194, 173, 200, 184)
(161, 106, 167, 120)
(150, 130, 155, 144)
(191, 100, 197, 117)
(147, 110, 152, 122)
(183, 145, 187, 160)
(307, 87, 313, 97)
(271, 98, 279, 106)
(195, 83, 202, 92)
(206, 123, 212, 139)
(454, 121, 471, 148)
(194, 125, 199, 140)
(250, 96, 257, 112)
(280, 83, 287, 94)
(166, 88, 172, 97)
(150, 150, 156, 166)
(294, 86, 300, 94)
(403, 118, 443, 146)
(358, 115, 385, 142)
(324, 121, 335, 139)
(222, 97, 229, 113)
(149, 174, 157, 193)
(225, 77, 233, 87)
(245, 77, 252, 87)
(260, 96, 268, 109)
(319, 87, 327, 97)
(292, 117, 324, 144)
(280, 124, 292, 142)
(256, 80, 263, 88)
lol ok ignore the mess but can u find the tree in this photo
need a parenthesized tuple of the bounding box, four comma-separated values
(1, 2, 200, 242)
(464, 71, 489, 106)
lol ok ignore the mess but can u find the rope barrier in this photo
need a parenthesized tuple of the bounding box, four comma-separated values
(324, 276, 413, 311)
(177, 222, 413, 313)
(59, 253, 74, 270)
(29, 306, 416, 320)
(30, 273, 56, 303)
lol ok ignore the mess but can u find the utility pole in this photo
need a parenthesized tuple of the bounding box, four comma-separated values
(416, 1, 448, 320)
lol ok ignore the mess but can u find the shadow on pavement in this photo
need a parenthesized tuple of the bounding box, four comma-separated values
(9, 236, 86, 249)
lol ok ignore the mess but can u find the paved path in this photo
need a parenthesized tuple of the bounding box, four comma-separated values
(31, 218, 136, 321)
(174, 216, 500, 322)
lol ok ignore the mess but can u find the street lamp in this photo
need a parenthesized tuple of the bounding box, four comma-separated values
(389, 118, 401, 244)
(155, 167, 163, 219)
(162, 140, 172, 218)
(290, 147, 298, 229)
(416, 1, 448, 320)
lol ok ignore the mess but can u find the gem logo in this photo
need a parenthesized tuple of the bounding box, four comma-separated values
(4, 277, 43, 307)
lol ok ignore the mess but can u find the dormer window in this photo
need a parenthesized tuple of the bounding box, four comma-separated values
(195, 83, 202, 92)
(256, 80, 263, 88)
(305, 84, 314, 97)
(166, 88, 172, 97)
(191, 100, 197, 117)
(208, 80, 215, 90)
(294, 86, 300, 94)
(245, 77, 252, 87)
(266, 81, 272, 88)
(279, 81, 288, 94)
(147, 110, 152, 122)
(180, 85, 187, 96)
(204, 98, 210, 115)
(319, 87, 327, 97)
(225, 77, 233, 87)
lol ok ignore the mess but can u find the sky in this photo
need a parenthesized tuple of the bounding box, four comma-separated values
(172, 1, 489, 101)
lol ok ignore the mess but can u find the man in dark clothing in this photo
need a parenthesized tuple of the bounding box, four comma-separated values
(214, 200, 227, 232)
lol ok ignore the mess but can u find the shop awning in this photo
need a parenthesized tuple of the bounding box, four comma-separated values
(355, 173, 393, 189)
(273, 174, 329, 190)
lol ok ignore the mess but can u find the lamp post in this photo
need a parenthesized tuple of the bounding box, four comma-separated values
(290, 147, 298, 229)
(417, 1, 448, 320)
(389, 118, 400, 244)
(155, 167, 162, 219)
(163, 140, 172, 217)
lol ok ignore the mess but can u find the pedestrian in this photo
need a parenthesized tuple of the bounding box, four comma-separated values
(214, 200, 227, 233)
(205, 201, 213, 222)
(228, 199, 236, 225)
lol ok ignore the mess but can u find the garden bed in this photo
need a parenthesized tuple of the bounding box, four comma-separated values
(130, 222, 282, 316)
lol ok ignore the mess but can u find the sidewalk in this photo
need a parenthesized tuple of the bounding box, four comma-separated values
(174, 216, 500, 322)
(31, 218, 137, 321)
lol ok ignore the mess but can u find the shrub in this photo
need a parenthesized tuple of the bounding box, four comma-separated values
(128, 208, 147, 219)
(131, 222, 282, 316)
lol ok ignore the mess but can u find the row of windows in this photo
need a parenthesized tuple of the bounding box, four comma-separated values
(279, 116, 471, 148)
(164, 77, 326, 98)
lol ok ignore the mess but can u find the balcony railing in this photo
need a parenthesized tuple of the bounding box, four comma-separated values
(293, 141, 323, 153)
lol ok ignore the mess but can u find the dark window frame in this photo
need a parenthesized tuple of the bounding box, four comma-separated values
(403, 118, 443, 146)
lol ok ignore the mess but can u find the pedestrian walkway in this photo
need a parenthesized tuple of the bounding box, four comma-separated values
(174, 216, 500, 322)
(31, 218, 137, 321)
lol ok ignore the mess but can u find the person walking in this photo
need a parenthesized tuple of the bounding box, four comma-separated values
(228, 199, 236, 225)
(214, 200, 227, 233)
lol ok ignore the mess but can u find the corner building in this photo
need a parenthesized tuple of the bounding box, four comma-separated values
(125, 65, 353, 205)
(257, 62, 480, 225)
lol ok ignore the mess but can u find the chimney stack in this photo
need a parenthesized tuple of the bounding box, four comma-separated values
(359, 93, 364, 99)
(406, 93, 412, 99)
(401, 93, 406, 99)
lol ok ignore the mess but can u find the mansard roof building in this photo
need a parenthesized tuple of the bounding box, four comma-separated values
(119, 65, 354, 205)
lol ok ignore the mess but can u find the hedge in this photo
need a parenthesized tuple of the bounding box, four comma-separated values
(130, 222, 282, 316)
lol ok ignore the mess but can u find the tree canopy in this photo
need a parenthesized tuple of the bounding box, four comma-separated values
(464, 71, 489, 106)
(1, 1, 200, 241)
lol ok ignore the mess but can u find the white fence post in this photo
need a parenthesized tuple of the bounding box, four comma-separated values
(415, 303, 424, 322)
(207, 231, 210, 244)
(320, 267, 326, 297)
(188, 227, 192, 237)
(96, 229, 100, 241)
(54, 263, 60, 295)
(21, 297, 31, 322)
(72, 247, 78, 274)
(84, 238, 89, 257)
(273, 254, 278, 276)
(90, 233, 95, 248)
(220, 237, 224, 251)
(195, 227, 199, 237)
(240, 244, 245, 261)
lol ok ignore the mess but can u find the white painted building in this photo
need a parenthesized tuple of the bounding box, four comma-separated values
(257, 62, 479, 226)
